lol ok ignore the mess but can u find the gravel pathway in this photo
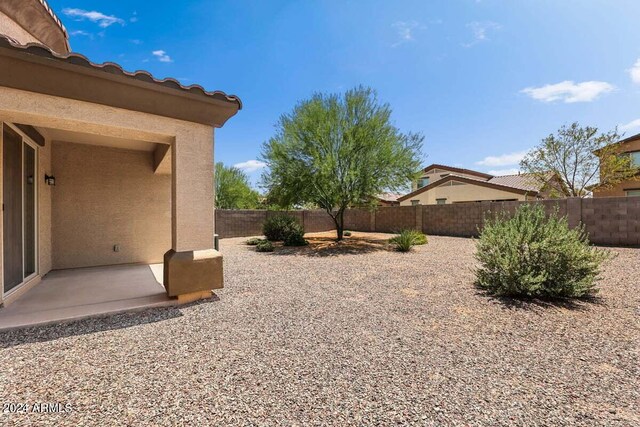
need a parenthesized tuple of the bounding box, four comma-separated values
(0, 234, 638, 426)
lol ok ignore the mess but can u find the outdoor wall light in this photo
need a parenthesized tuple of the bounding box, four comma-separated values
(44, 174, 56, 186)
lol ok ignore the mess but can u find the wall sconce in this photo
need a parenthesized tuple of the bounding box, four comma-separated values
(44, 174, 56, 186)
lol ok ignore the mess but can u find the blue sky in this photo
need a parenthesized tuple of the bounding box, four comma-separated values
(47, 0, 640, 186)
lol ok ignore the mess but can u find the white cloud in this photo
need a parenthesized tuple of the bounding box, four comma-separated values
(70, 30, 92, 37)
(62, 8, 125, 28)
(462, 21, 500, 47)
(488, 168, 520, 176)
(391, 21, 423, 47)
(628, 58, 640, 84)
(521, 80, 615, 103)
(130, 12, 139, 23)
(152, 50, 173, 63)
(233, 160, 267, 173)
(476, 151, 527, 167)
(620, 118, 640, 132)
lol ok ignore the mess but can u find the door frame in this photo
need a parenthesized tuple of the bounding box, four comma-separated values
(1, 122, 39, 298)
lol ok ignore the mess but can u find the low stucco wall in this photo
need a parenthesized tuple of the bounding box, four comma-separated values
(51, 141, 171, 269)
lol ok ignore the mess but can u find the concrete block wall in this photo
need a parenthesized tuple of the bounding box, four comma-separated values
(303, 210, 337, 232)
(582, 197, 640, 246)
(216, 210, 336, 238)
(344, 209, 374, 232)
(374, 206, 419, 232)
(215, 210, 267, 238)
(215, 197, 640, 246)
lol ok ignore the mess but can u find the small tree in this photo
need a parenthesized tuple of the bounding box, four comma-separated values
(215, 162, 261, 209)
(520, 123, 639, 197)
(261, 86, 423, 240)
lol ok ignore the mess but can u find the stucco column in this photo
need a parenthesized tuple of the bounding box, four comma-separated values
(164, 125, 222, 302)
(171, 126, 215, 251)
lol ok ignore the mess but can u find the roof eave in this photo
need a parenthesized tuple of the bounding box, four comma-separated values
(0, 36, 241, 127)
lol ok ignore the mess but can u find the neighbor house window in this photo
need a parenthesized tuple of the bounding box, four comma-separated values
(436, 198, 446, 205)
(417, 177, 429, 188)
(630, 151, 640, 167)
(411, 200, 420, 206)
(626, 189, 640, 197)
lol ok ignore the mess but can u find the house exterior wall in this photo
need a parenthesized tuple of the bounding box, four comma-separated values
(0, 121, 52, 304)
(38, 131, 52, 276)
(400, 180, 527, 206)
(51, 141, 171, 269)
(593, 138, 640, 198)
(0, 81, 235, 301)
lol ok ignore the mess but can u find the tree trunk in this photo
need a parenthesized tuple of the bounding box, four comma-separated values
(335, 209, 345, 241)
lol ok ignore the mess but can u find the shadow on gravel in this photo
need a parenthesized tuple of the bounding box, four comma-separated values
(480, 292, 606, 312)
(269, 235, 391, 257)
(0, 298, 217, 348)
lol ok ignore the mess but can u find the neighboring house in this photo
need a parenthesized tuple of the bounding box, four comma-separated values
(0, 1, 241, 306)
(376, 192, 402, 206)
(592, 132, 640, 198)
(398, 164, 562, 205)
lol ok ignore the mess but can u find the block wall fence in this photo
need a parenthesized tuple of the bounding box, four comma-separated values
(215, 197, 640, 246)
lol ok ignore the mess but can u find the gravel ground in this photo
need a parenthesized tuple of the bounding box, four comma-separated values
(0, 233, 638, 426)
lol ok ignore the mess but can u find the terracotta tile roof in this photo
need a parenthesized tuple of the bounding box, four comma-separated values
(38, 0, 68, 38)
(423, 164, 494, 180)
(377, 192, 403, 202)
(0, 34, 242, 109)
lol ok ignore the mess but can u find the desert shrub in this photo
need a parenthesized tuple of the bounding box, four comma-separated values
(283, 223, 308, 246)
(344, 231, 352, 236)
(245, 237, 265, 246)
(263, 214, 301, 241)
(412, 232, 428, 245)
(389, 229, 428, 252)
(255, 240, 274, 252)
(475, 204, 610, 298)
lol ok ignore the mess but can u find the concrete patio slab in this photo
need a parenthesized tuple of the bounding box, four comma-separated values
(0, 264, 177, 331)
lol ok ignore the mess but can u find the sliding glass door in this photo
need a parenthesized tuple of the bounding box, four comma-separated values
(2, 123, 37, 295)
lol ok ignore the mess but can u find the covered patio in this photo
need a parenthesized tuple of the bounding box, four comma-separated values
(0, 31, 241, 326)
(0, 264, 175, 331)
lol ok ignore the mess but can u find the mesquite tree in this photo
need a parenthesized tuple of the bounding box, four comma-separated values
(520, 123, 639, 197)
(261, 86, 423, 240)
(215, 162, 261, 209)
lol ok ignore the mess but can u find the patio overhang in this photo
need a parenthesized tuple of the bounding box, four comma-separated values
(0, 35, 242, 127)
(0, 37, 237, 311)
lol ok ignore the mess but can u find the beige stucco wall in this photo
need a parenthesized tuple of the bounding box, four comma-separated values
(0, 86, 218, 250)
(38, 130, 52, 275)
(400, 180, 527, 205)
(593, 139, 640, 198)
(0, 11, 42, 45)
(51, 141, 171, 269)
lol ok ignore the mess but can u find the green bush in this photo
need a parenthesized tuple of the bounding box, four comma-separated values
(389, 229, 428, 252)
(475, 204, 610, 298)
(263, 214, 301, 241)
(283, 223, 308, 246)
(245, 237, 265, 246)
(255, 240, 274, 252)
(344, 231, 352, 236)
